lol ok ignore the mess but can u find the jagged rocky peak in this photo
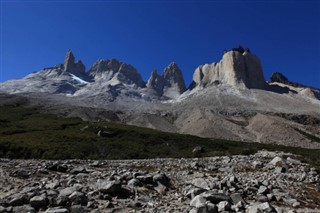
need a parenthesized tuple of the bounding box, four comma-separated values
(162, 62, 187, 94)
(146, 62, 187, 98)
(146, 69, 165, 96)
(63, 49, 86, 75)
(89, 58, 121, 74)
(270, 72, 289, 84)
(270, 72, 320, 100)
(88, 58, 145, 87)
(192, 47, 266, 89)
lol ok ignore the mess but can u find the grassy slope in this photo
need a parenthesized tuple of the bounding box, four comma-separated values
(0, 106, 319, 170)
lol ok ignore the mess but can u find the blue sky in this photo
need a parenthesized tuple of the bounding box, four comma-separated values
(1, 0, 319, 88)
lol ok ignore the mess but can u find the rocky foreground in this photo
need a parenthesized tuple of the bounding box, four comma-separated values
(0, 151, 320, 213)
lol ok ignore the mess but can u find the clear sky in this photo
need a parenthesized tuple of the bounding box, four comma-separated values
(1, 0, 319, 88)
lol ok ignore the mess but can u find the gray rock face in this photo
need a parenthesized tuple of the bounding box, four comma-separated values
(162, 62, 187, 96)
(146, 63, 186, 98)
(146, 69, 165, 96)
(192, 49, 266, 89)
(63, 50, 86, 75)
(88, 58, 145, 87)
(270, 72, 289, 84)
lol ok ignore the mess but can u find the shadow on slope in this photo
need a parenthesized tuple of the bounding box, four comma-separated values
(0, 105, 319, 171)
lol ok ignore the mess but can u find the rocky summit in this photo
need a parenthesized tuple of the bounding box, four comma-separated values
(191, 47, 266, 89)
(0, 47, 319, 147)
(0, 151, 319, 212)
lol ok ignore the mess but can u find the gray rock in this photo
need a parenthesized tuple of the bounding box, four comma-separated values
(63, 50, 86, 75)
(29, 195, 47, 209)
(162, 62, 187, 98)
(192, 146, 204, 155)
(230, 193, 245, 204)
(269, 156, 286, 167)
(186, 188, 207, 199)
(96, 179, 121, 194)
(69, 205, 87, 213)
(190, 195, 206, 208)
(45, 207, 69, 213)
(10, 170, 30, 179)
(154, 181, 167, 194)
(55, 195, 70, 206)
(68, 191, 87, 206)
(59, 186, 79, 197)
(258, 202, 275, 212)
(70, 167, 88, 175)
(12, 205, 35, 213)
(8, 194, 29, 206)
(257, 194, 269, 202)
(200, 192, 231, 204)
(146, 70, 165, 96)
(258, 185, 269, 195)
(274, 166, 286, 173)
(127, 178, 142, 187)
(192, 178, 210, 190)
(192, 50, 266, 89)
(217, 201, 231, 212)
(0, 206, 6, 213)
(153, 173, 170, 186)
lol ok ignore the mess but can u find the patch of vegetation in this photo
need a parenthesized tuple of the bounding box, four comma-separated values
(0, 106, 319, 171)
(294, 128, 320, 143)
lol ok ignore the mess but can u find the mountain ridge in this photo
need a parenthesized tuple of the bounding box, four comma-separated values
(0, 47, 319, 149)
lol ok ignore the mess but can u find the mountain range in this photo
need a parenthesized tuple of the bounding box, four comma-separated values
(1, 47, 319, 148)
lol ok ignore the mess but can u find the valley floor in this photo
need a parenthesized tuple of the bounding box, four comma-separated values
(0, 151, 319, 213)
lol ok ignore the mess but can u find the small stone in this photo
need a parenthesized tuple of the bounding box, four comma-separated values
(230, 193, 245, 204)
(190, 195, 206, 208)
(96, 179, 121, 194)
(154, 181, 167, 194)
(217, 201, 231, 211)
(68, 191, 87, 206)
(258, 202, 275, 212)
(186, 188, 206, 199)
(192, 178, 210, 190)
(55, 195, 70, 206)
(275, 166, 286, 173)
(45, 207, 69, 213)
(59, 186, 79, 197)
(70, 205, 86, 213)
(8, 194, 29, 206)
(258, 185, 269, 195)
(127, 178, 142, 187)
(257, 194, 268, 202)
(269, 156, 286, 167)
(153, 173, 170, 186)
(201, 191, 231, 204)
(252, 161, 263, 169)
(30, 195, 47, 209)
(12, 205, 35, 213)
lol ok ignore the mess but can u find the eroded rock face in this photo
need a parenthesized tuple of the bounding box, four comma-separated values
(269, 72, 320, 100)
(63, 50, 86, 75)
(270, 72, 289, 84)
(146, 62, 186, 98)
(88, 58, 145, 87)
(163, 62, 186, 94)
(192, 50, 266, 89)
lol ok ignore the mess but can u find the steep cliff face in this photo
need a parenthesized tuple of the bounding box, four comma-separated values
(192, 50, 266, 89)
(146, 62, 186, 99)
(88, 58, 145, 87)
(63, 49, 86, 76)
